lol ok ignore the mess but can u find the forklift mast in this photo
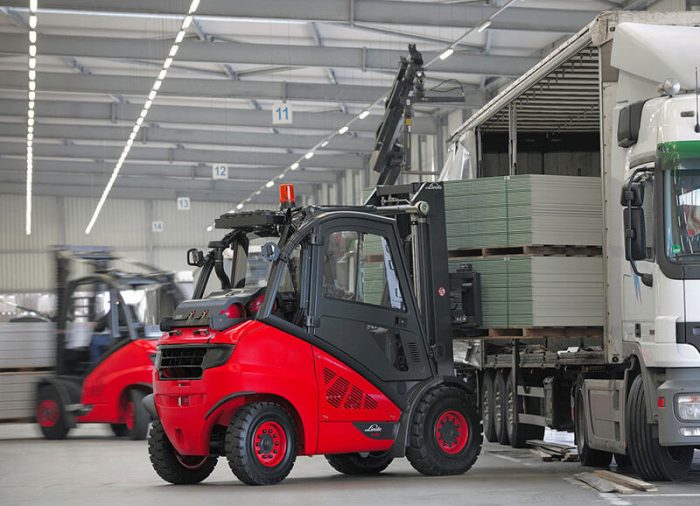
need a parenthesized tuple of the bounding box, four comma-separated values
(365, 182, 454, 375)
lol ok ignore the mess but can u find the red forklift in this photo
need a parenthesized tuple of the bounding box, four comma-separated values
(144, 181, 483, 485)
(35, 246, 186, 440)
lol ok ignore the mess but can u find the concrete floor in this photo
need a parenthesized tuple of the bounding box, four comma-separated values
(1, 424, 700, 506)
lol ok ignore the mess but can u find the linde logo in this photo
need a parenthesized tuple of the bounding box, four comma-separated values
(365, 424, 382, 433)
(425, 182, 442, 190)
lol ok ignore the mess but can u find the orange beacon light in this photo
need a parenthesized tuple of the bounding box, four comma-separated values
(280, 183, 296, 209)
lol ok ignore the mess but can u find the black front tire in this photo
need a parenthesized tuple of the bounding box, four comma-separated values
(493, 371, 510, 445)
(127, 389, 150, 441)
(148, 421, 218, 484)
(111, 424, 129, 437)
(225, 402, 297, 485)
(326, 452, 394, 475)
(627, 375, 693, 481)
(406, 385, 482, 476)
(573, 377, 612, 468)
(482, 371, 498, 443)
(36, 385, 70, 440)
(505, 372, 545, 448)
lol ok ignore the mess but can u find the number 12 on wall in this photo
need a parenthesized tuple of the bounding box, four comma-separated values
(272, 102, 293, 125)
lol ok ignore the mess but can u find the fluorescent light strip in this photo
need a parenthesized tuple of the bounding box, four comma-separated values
(85, 0, 200, 234)
(26, 1, 38, 235)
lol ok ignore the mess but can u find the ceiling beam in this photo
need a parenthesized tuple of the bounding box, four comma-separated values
(0, 158, 340, 184)
(0, 122, 374, 153)
(0, 33, 540, 77)
(0, 70, 481, 106)
(0, 98, 438, 134)
(0, 182, 281, 204)
(0, 142, 365, 171)
(1, 0, 599, 33)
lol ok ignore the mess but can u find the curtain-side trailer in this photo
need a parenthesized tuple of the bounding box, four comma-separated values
(445, 11, 700, 481)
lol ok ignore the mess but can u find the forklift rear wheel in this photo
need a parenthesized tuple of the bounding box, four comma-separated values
(36, 385, 70, 440)
(148, 421, 218, 484)
(481, 370, 498, 443)
(505, 371, 545, 448)
(573, 376, 612, 468)
(493, 371, 510, 445)
(325, 452, 394, 475)
(225, 401, 297, 485)
(125, 389, 150, 440)
(406, 385, 482, 476)
(626, 375, 693, 481)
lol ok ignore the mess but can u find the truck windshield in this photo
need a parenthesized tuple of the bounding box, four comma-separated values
(661, 141, 700, 262)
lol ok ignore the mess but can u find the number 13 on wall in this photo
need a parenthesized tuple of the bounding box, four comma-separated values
(272, 102, 293, 125)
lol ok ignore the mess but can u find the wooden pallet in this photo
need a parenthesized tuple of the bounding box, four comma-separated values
(486, 326, 603, 340)
(448, 244, 602, 259)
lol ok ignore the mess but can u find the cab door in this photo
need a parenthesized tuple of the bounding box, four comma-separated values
(308, 216, 431, 386)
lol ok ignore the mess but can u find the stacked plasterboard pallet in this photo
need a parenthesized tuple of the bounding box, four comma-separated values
(449, 257, 603, 329)
(0, 322, 54, 421)
(445, 175, 604, 334)
(444, 175, 602, 251)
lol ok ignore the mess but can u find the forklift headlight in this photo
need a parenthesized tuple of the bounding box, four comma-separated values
(201, 345, 234, 370)
(676, 394, 700, 421)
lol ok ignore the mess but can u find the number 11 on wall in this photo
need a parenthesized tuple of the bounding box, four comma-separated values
(272, 102, 293, 125)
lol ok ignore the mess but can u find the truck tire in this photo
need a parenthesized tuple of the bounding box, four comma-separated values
(125, 389, 150, 440)
(225, 402, 297, 485)
(573, 377, 612, 467)
(325, 452, 393, 475)
(626, 375, 693, 481)
(111, 424, 129, 437)
(493, 370, 510, 445)
(406, 385, 482, 476)
(481, 370, 498, 443)
(148, 421, 218, 484)
(36, 384, 70, 440)
(505, 372, 545, 448)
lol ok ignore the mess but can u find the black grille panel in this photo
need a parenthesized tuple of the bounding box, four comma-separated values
(159, 346, 208, 380)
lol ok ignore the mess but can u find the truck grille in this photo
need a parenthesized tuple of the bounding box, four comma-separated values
(158, 346, 208, 380)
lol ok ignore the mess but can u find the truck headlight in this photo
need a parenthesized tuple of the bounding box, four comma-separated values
(676, 394, 700, 421)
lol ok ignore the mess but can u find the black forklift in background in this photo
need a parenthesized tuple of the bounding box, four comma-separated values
(34, 246, 186, 440)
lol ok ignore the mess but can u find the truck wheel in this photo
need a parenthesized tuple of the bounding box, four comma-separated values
(36, 385, 70, 440)
(406, 385, 482, 476)
(627, 375, 693, 481)
(505, 372, 545, 448)
(493, 371, 510, 445)
(148, 421, 218, 484)
(325, 452, 393, 475)
(573, 377, 611, 467)
(482, 371, 498, 443)
(225, 402, 297, 485)
(125, 389, 150, 440)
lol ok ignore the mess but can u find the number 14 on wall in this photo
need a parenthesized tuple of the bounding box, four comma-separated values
(272, 102, 293, 125)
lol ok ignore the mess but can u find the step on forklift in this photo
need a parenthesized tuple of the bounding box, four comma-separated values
(35, 246, 186, 440)
(143, 44, 483, 486)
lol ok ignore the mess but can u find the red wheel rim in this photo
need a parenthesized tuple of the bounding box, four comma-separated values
(434, 409, 469, 455)
(253, 420, 287, 467)
(37, 399, 60, 428)
(125, 401, 135, 431)
(175, 454, 208, 470)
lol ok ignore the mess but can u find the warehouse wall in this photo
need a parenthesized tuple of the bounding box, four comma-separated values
(0, 194, 267, 292)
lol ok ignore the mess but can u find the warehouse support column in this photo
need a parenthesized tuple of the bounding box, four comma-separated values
(508, 104, 517, 176)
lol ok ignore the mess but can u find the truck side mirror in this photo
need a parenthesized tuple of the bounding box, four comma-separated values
(186, 248, 205, 267)
(623, 207, 646, 261)
(620, 182, 644, 207)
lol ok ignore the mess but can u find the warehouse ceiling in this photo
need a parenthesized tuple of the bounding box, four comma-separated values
(0, 0, 631, 205)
